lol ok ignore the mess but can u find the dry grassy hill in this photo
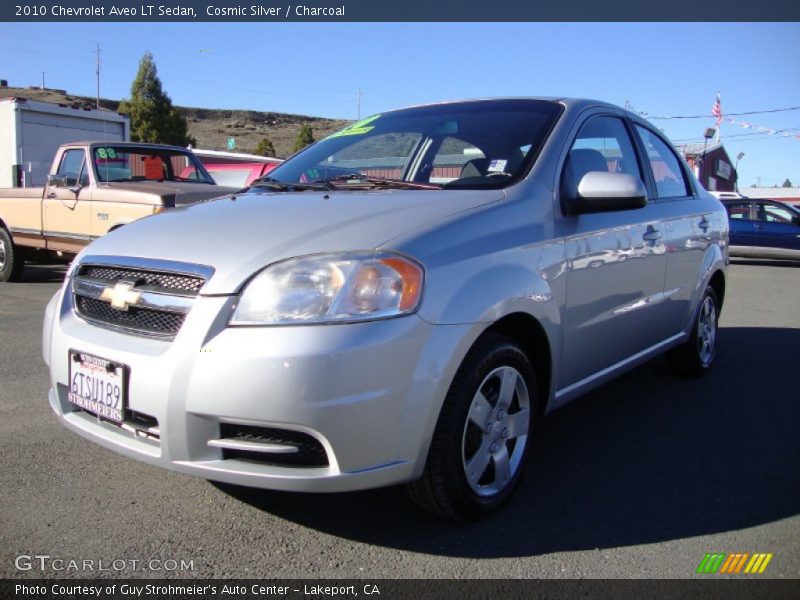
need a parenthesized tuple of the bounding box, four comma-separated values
(0, 85, 350, 158)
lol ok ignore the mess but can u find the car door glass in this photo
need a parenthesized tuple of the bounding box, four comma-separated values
(759, 203, 794, 223)
(726, 201, 751, 220)
(56, 149, 85, 185)
(635, 126, 690, 199)
(563, 115, 642, 197)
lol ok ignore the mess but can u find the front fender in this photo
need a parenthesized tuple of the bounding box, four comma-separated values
(402, 250, 565, 475)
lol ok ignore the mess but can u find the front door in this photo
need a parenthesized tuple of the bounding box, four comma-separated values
(753, 200, 800, 252)
(559, 113, 669, 389)
(43, 148, 92, 250)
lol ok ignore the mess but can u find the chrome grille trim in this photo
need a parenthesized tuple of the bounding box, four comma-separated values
(70, 256, 214, 340)
(73, 277, 194, 314)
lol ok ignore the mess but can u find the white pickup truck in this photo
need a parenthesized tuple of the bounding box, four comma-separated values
(0, 141, 236, 281)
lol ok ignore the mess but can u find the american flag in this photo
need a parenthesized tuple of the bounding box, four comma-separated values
(712, 92, 722, 126)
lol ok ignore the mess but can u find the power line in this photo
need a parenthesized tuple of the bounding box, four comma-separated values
(672, 128, 800, 143)
(649, 106, 800, 120)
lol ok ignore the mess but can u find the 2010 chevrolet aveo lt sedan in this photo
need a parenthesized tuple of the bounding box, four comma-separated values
(43, 99, 728, 520)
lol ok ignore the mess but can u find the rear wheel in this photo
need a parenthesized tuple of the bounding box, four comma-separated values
(0, 227, 26, 282)
(407, 334, 536, 520)
(668, 286, 719, 377)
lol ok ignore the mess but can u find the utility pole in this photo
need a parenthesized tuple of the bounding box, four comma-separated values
(41, 72, 44, 90)
(95, 43, 101, 109)
(356, 88, 361, 120)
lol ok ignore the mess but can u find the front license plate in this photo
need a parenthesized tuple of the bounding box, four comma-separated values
(68, 351, 127, 424)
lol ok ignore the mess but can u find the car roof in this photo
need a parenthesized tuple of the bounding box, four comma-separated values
(721, 197, 799, 210)
(381, 97, 622, 115)
(66, 141, 192, 152)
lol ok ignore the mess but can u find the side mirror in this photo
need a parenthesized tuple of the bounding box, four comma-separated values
(47, 174, 73, 188)
(566, 171, 647, 215)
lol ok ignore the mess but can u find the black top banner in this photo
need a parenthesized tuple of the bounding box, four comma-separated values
(3, 0, 799, 22)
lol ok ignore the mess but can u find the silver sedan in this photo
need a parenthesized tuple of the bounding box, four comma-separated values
(43, 98, 728, 520)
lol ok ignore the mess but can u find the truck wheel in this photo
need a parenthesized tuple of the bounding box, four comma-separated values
(406, 334, 536, 520)
(0, 227, 26, 282)
(668, 286, 719, 377)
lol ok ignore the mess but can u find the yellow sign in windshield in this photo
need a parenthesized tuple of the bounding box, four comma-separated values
(326, 114, 382, 139)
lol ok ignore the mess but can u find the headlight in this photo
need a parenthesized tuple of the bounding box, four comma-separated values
(230, 252, 424, 325)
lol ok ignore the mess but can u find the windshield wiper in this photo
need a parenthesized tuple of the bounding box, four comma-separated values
(249, 178, 333, 192)
(317, 174, 442, 190)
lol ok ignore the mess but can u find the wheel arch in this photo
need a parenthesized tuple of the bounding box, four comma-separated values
(481, 312, 553, 417)
(708, 269, 726, 313)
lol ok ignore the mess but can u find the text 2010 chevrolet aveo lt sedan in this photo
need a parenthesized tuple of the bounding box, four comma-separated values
(43, 99, 728, 520)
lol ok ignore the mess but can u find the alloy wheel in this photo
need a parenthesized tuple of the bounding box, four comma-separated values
(461, 366, 530, 497)
(697, 295, 717, 367)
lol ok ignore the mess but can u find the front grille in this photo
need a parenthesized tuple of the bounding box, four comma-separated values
(77, 296, 185, 336)
(72, 260, 212, 339)
(79, 265, 205, 295)
(219, 424, 329, 468)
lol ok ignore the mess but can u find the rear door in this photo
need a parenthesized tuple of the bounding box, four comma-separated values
(633, 124, 715, 335)
(724, 200, 757, 246)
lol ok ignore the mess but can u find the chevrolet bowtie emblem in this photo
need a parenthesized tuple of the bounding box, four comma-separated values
(100, 281, 142, 311)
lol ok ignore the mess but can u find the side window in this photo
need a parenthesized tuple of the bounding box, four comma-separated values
(757, 202, 795, 224)
(725, 201, 751, 220)
(635, 125, 690, 199)
(562, 115, 642, 199)
(56, 149, 85, 182)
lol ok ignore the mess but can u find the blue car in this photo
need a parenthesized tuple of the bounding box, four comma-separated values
(722, 198, 800, 260)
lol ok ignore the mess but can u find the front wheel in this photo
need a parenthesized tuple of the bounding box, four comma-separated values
(407, 334, 537, 520)
(668, 286, 719, 377)
(0, 227, 26, 282)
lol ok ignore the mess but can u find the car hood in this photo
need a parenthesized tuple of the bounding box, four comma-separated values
(80, 188, 504, 294)
(97, 181, 239, 204)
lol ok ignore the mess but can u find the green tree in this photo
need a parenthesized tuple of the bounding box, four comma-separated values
(254, 137, 277, 157)
(782, 178, 793, 188)
(119, 52, 195, 147)
(292, 124, 315, 153)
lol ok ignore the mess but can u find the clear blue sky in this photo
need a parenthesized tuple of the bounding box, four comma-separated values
(0, 22, 798, 188)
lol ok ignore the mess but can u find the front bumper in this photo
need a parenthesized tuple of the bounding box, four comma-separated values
(44, 283, 472, 492)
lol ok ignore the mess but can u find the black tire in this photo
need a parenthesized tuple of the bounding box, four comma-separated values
(0, 227, 26, 283)
(668, 286, 719, 377)
(406, 334, 537, 520)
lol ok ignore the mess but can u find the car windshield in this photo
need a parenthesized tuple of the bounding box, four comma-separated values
(92, 146, 215, 184)
(264, 100, 563, 191)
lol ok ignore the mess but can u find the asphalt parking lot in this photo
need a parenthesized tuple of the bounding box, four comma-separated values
(1, 260, 798, 579)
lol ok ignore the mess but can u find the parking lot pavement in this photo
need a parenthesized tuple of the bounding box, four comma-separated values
(1, 261, 798, 579)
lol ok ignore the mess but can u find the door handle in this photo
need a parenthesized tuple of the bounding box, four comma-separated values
(753, 224, 765, 230)
(698, 217, 710, 231)
(46, 192, 56, 199)
(643, 226, 662, 241)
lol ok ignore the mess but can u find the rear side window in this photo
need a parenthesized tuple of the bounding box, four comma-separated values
(635, 126, 690, 199)
(725, 201, 751, 220)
